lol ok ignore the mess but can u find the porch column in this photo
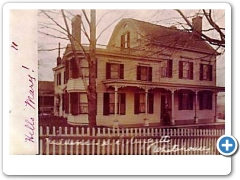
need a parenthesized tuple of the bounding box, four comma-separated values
(214, 91, 217, 123)
(171, 90, 175, 125)
(195, 90, 199, 124)
(113, 85, 119, 128)
(144, 87, 149, 126)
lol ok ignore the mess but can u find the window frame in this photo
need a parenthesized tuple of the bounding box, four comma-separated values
(179, 60, 193, 80)
(137, 65, 152, 81)
(178, 91, 194, 110)
(200, 63, 213, 81)
(199, 91, 213, 110)
(161, 59, 173, 78)
(134, 93, 154, 114)
(121, 32, 130, 49)
(106, 62, 124, 80)
(103, 93, 126, 115)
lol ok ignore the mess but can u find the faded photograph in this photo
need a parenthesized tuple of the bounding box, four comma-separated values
(38, 9, 225, 155)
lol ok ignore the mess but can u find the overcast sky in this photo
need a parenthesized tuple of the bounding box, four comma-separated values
(38, 9, 225, 86)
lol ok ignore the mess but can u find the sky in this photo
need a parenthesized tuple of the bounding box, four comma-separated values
(38, 9, 225, 87)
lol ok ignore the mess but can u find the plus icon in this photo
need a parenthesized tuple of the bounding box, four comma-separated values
(217, 135, 238, 156)
(222, 139, 233, 151)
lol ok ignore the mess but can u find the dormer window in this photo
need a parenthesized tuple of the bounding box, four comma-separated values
(121, 32, 130, 49)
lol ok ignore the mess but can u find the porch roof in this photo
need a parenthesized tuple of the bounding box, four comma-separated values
(102, 79, 225, 92)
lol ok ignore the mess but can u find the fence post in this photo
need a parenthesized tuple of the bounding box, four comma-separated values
(81, 139, 85, 155)
(76, 140, 79, 155)
(92, 139, 95, 155)
(81, 127, 85, 136)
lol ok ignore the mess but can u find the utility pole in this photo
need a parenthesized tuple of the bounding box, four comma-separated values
(88, 9, 97, 127)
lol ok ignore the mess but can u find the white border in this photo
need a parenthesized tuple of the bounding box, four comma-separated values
(3, 2, 231, 175)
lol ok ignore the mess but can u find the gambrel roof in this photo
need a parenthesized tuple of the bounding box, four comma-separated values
(108, 18, 218, 55)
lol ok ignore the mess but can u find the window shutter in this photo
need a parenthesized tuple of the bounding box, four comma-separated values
(179, 61, 183, 79)
(178, 92, 183, 110)
(120, 64, 124, 79)
(134, 93, 140, 114)
(148, 67, 152, 81)
(121, 35, 124, 48)
(137, 66, 141, 80)
(65, 91, 69, 114)
(106, 63, 111, 79)
(199, 92, 203, 110)
(148, 93, 154, 114)
(200, 64, 203, 80)
(168, 59, 173, 78)
(189, 92, 193, 110)
(208, 92, 213, 110)
(189, 62, 193, 80)
(209, 65, 213, 81)
(70, 92, 79, 115)
(103, 93, 109, 115)
(120, 93, 126, 115)
(127, 32, 130, 48)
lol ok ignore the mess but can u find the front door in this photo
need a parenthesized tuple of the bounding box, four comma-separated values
(161, 94, 171, 125)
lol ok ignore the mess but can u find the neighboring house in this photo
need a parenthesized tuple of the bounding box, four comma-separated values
(53, 15, 224, 127)
(38, 81, 54, 116)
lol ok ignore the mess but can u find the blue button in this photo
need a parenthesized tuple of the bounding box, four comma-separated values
(217, 135, 238, 156)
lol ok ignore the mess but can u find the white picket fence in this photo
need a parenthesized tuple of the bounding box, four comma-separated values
(39, 126, 224, 155)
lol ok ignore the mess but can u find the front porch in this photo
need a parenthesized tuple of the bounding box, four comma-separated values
(102, 79, 225, 128)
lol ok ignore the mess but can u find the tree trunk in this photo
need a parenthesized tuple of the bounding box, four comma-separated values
(88, 9, 97, 127)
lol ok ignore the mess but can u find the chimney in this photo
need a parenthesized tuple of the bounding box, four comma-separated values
(72, 15, 81, 44)
(192, 16, 202, 33)
(57, 42, 62, 65)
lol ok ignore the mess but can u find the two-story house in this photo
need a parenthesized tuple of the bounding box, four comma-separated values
(53, 15, 224, 127)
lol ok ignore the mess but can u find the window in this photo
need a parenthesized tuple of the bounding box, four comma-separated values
(56, 73, 61, 86)
(179, 61, 193, 79)
(79, 93, 88, 114)
(134, 93, 154, 114)
(103, 93, 126, 115)
(137, 66, 152, 81)
(199, 91, 212, 110)
(200, 64, 213, 81)
(106, 63, 124, 79)
(178, 92, 193, 110)
(121, 32, 130, 48)
(70, 92, 88, 115)
(161, 59, 173, 78)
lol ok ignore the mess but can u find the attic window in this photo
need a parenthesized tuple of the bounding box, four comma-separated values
(121, 32, 130, 49)
(123, 24, 128, 29)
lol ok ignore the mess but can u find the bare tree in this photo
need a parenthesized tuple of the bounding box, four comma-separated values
(175, 9, 225, 48)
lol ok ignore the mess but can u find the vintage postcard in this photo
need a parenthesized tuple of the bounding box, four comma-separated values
(3, 2, 233, 175)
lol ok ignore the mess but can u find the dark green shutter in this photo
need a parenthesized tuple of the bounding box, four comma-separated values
(120, 93, 126, 115)
(134, 93, 140, 114)
(120, 64, 124, 79)
(209, 65, 213, 81)
(103, 93, 109, 115)
(189, 62, 193, 80)
(137, 66, 141, 80)
(179, 61, 183, 79)
(148, 93, 154, 114)
(200, 64, 203, 80)
(168, 59, 173, 78)
(148, 67, 152, 81)
(178, 92, 183, 110)
(106, 63, 111, 79)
